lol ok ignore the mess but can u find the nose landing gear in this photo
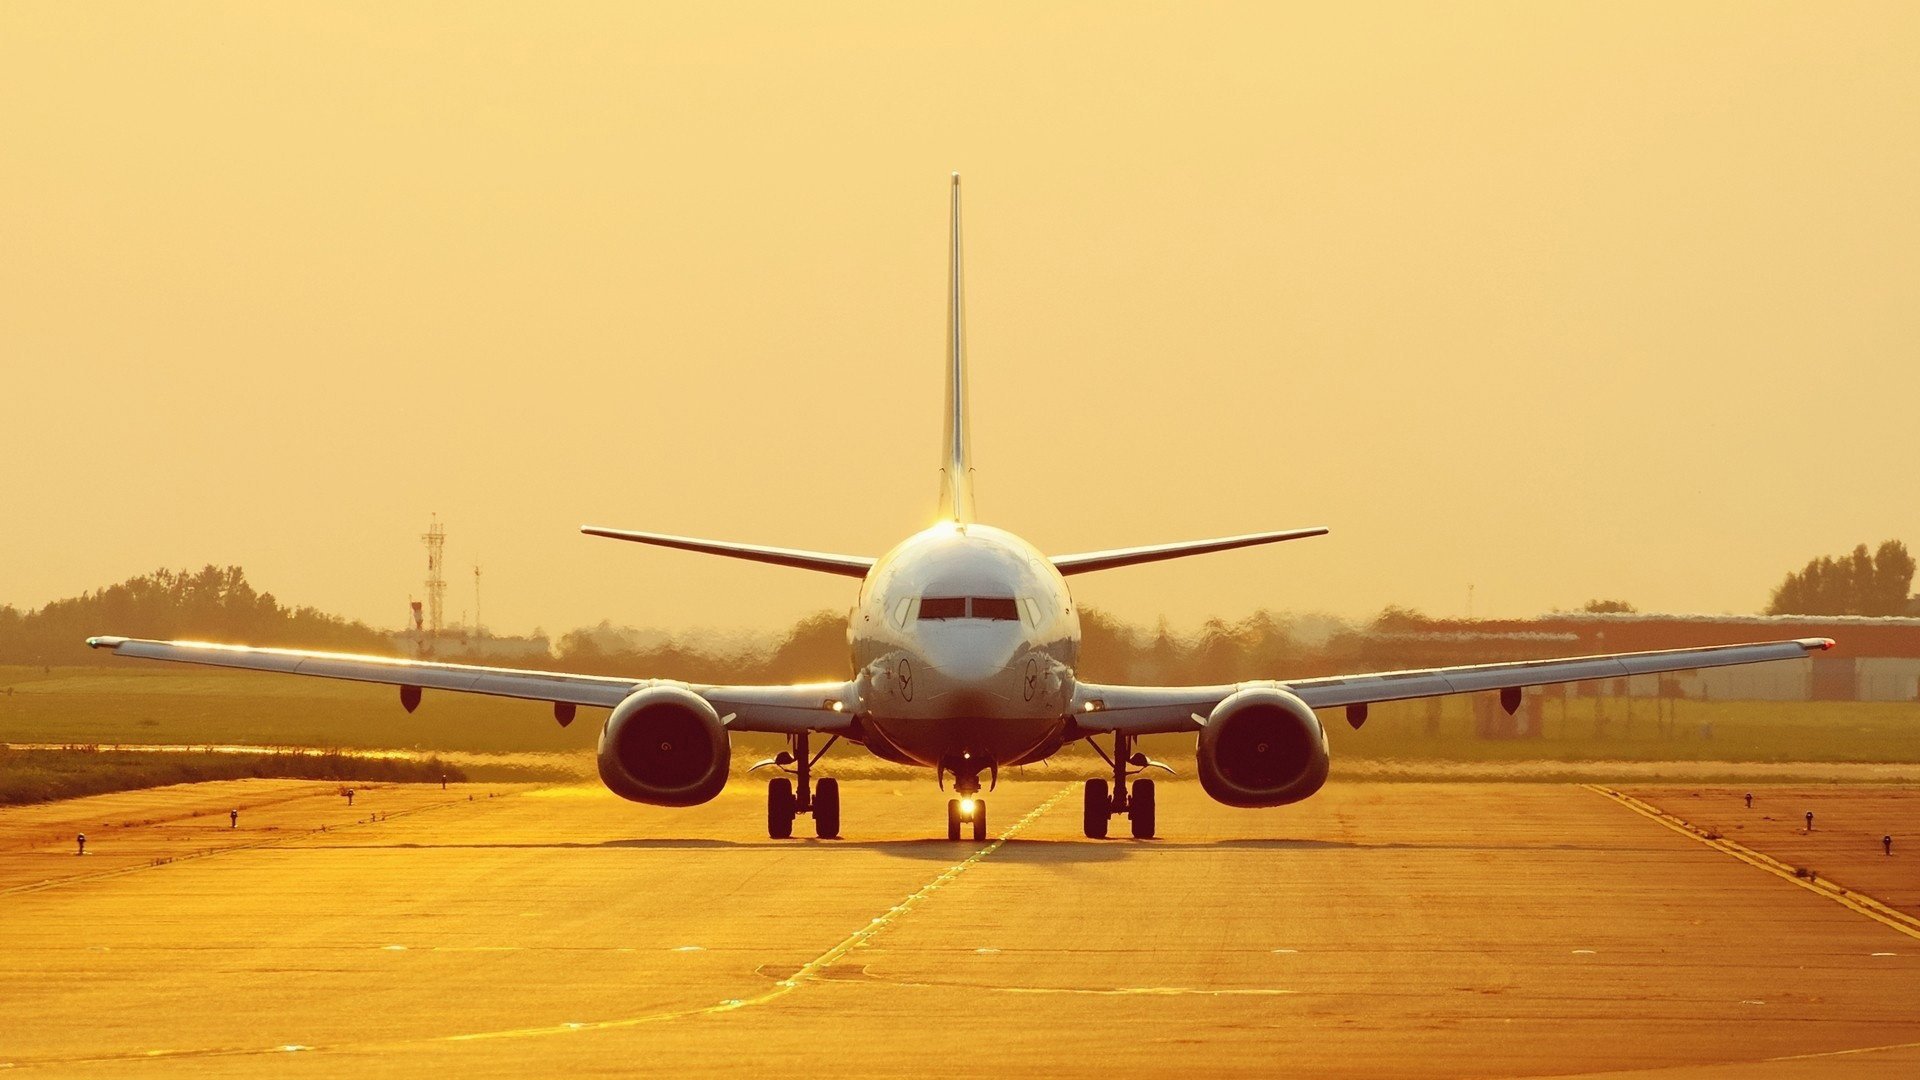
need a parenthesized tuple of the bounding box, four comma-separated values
(1083, 733, 1167, 839)
(757, 732, 840, 839)
(946, 796, 987, 841)
(938, 759, 991, 841)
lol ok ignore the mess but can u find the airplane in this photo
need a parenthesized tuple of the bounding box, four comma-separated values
(87, 174, 1834, 842)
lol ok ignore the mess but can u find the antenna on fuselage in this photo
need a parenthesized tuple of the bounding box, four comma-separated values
(938, 172, 975, 524)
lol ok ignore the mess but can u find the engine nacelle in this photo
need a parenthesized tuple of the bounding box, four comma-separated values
(1197, 687, 1330, 808)
(596, 686, 730, 806)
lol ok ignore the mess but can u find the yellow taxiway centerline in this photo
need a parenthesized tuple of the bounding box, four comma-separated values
(442, 782, 1079, 1042)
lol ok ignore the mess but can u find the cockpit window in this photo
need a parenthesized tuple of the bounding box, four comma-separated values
(970, 597, 1019, 621)
(916, 596, 1019, 621)
(918, 596, 969, 620)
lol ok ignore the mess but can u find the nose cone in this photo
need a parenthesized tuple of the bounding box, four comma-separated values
(920, 624, 1021, 683)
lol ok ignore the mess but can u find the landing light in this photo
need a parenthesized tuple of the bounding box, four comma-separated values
(960, 798, 976, 815)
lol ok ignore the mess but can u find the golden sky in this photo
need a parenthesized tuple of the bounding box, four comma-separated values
(4, 3, 1917, 638)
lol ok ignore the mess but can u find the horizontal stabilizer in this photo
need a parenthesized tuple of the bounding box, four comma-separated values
(1050, 527, 1329, 576)
(581, 526, 876, 578)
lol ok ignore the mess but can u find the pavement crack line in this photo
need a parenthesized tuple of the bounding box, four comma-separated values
(1583, 784, 1920, 942)
(1762, 1037, 1920, 1063)
(875, 976, 1295, 998)
(2, 783, 1077, 1070)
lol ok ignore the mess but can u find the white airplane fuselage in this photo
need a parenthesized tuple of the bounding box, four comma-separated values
(849, 522, 1080, 790)
(80, 174, 1838, 842)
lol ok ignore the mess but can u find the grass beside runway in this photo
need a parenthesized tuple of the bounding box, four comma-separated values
(0, 745, 474, 805)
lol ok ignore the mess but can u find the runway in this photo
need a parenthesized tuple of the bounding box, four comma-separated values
(2, 778, 1916, 1078)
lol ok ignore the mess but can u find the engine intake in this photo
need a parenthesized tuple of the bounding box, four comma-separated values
(597, 686, 730, 806)
(1197, 687, 1330, 807)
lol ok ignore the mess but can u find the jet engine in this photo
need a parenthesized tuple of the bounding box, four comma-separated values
(1197, 687, 1330, 807)
(596, 686, 730, 806)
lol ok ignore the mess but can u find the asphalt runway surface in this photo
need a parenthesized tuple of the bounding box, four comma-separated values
(3, 778, 1917, 1078)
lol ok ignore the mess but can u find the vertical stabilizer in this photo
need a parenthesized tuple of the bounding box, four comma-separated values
(940, 172, 975, 523)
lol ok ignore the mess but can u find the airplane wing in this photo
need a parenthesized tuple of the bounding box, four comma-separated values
(83, 636, 858, 734)
(1070, 637, 1834, 736)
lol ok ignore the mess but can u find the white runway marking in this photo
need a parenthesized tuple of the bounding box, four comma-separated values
(1585, 785, 1920, 942)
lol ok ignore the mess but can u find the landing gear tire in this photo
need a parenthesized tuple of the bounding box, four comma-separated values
(1129, 778, 1156, 839)
(971, 800, 988, 842)
(767, 778, 796, 839)
(1083, 779, 1110, 839)
(947, 798, 963, 841)
(813, 777, 840, 839)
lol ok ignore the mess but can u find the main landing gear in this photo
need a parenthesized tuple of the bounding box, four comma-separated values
(1083, 733, 1165, 839)
(759, 732, 840, 839)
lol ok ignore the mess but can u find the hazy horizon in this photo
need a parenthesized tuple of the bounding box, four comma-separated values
(6, 3, 1917, 637)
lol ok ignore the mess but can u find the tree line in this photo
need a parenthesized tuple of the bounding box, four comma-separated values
(1765, 540, 1915, 617)
(0, 566, 1390, 682)
(0, 566, 398, 667)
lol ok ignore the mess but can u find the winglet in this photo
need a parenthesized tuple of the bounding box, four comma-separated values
(939, 172, 975, 523)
